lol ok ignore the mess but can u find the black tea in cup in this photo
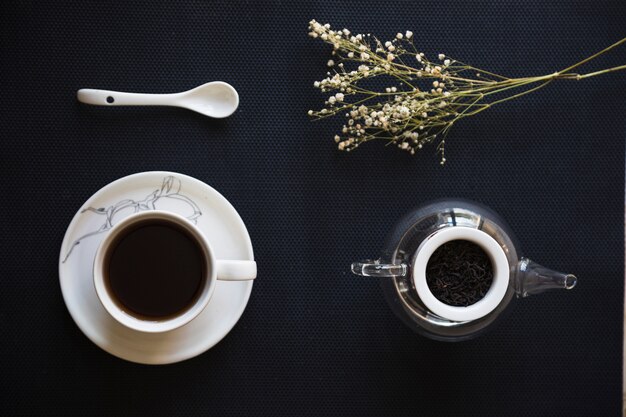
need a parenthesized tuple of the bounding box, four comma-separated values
(425, 240, 493, 307)
(104, 219, 207, 319)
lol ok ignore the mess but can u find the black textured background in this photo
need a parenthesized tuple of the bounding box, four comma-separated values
(1, 1, 625, 416)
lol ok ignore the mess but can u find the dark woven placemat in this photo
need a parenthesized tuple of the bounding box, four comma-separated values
(1, 1, 624, 416)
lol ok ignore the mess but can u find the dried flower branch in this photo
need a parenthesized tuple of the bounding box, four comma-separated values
(307, 20, 626, 163)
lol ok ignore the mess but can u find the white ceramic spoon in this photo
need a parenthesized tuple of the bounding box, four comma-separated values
(77, 81, 239, 118)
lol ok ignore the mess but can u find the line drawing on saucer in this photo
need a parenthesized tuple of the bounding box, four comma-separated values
(62, 175, 202, 263)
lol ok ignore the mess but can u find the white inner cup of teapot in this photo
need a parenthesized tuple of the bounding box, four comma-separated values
(412, 227, 510, 322)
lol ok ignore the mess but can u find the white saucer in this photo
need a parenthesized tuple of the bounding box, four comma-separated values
(59, 171, 254, 364)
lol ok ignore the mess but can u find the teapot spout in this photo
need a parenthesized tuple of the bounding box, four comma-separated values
(515, 258, 577, 298)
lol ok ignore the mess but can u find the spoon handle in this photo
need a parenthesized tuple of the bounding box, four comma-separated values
(77, 89, 182, 107)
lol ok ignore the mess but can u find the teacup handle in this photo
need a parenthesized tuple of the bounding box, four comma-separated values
(216, 260, 257, 281)
(351, 259, 407, 277)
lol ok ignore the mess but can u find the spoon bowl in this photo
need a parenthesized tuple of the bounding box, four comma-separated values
(182, 82, 239, 118)
(77, 81, 239, 118)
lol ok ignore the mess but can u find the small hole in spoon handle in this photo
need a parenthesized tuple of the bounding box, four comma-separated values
(106, 96, 115, 104)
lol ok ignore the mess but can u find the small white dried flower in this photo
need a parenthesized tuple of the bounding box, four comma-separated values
(335, 93, 344, 102)
(444, 59, 451, 66)
(327, 59, 335, 67)
(334, 134, 341, 143)
(438, 53, 445, 60)
(360, 52, 370, 60)
(396, 33, 403, 39)
(405, 30, 413, 39)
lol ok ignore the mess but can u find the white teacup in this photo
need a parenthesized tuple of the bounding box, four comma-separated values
(93, 210, 256, 333)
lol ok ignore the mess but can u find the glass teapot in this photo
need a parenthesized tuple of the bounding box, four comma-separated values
(351, 200, 577, 341)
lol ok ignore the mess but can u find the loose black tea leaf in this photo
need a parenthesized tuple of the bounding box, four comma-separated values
(426, 239, 493, 307)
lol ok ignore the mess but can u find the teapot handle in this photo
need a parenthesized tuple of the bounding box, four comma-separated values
(351, 259, 408, 277)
